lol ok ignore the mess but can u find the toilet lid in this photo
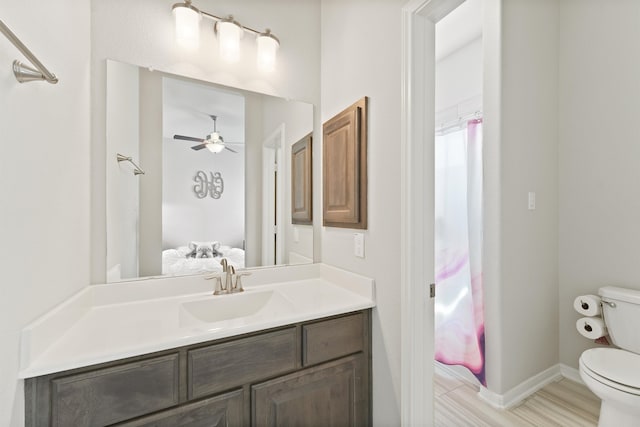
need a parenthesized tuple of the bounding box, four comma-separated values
(581, 348, 640, 389)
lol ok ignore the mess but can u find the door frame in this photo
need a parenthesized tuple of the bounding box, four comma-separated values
(400, 0, 465, 425)
(261, 124, 285, 266)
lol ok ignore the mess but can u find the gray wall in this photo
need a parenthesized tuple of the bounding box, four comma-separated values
(489, 0, 560, 393)
(558, 0, 640, 368)
(320, 0, 406, 423)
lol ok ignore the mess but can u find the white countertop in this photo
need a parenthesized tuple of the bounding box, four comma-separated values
(19, 263, 375, 378)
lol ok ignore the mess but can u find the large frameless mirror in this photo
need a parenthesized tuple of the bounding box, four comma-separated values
(106, 60, 314, 283)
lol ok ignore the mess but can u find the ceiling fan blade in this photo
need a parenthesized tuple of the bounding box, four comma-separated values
(224, 146, 238, 153)
(191, 143, 208, 151)
(174, 134, 205, 142)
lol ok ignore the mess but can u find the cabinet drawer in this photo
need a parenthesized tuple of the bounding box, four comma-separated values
(303, 313, 364, 366)
(50, 353, 179, 427)
(188, 327, 297, 399)
(114, 389, 244, 427)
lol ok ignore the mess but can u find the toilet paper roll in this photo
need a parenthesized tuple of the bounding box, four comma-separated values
(576, 317, 608, 340)
(573, 294, 602, 316)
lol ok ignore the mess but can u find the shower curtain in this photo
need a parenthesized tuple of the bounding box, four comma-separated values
(434, 118, 485, 385)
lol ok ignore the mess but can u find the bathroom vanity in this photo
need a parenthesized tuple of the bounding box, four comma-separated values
(20, 263, 374, 427)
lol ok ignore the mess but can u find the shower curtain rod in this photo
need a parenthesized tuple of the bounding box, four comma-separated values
(0, 18, 58, 84)
(436, 110, 482, 135)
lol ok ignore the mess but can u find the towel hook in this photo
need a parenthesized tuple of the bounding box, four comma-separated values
(116, 153, 145, 176)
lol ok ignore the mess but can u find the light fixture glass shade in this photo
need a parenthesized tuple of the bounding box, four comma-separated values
(257, 30, 279, 72)
(217, 18, 243, 63)
(207, 142, 225, 153)
(173, 2, 200, 49)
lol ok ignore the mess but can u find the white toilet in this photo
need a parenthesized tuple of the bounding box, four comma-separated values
(579, 286, 640, 427)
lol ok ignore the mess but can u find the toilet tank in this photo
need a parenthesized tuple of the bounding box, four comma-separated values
(599, 286, 640, 353)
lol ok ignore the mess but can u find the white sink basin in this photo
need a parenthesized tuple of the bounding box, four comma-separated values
(179, 290, 295, 326)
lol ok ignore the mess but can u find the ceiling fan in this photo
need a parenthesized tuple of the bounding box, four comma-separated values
(173, 115, 242, 153)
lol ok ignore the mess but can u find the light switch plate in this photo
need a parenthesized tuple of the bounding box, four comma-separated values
(528, 192, 536, 210)
(354, 233, 365, 258)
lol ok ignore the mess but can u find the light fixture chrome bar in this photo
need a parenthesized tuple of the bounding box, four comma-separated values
(116, 153, 145, 176)
(200, 11, 262, 36)
(0, 18, 58, 84)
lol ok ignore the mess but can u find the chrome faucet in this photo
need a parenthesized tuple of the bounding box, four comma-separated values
(204, 258, 251, 295)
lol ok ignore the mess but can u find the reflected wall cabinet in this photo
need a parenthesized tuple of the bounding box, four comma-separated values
(291, 134, 313, 225)
(322, 97, 368, 229)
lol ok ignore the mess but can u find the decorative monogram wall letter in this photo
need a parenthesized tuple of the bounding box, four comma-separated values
(193, 170, 224, 199)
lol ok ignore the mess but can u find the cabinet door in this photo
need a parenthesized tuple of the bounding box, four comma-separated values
(252, 355, 367, 427)
(114, 389, 244, 427)
(322, 97, 367, 229)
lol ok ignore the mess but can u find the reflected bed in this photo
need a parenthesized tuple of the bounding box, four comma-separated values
(162, 245, 245, 276)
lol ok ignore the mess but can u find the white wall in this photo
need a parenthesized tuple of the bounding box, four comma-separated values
(558, 0, 640, 368)
(244, 93, 264, 267)
(106, 61, 140, 280)
(489, 0, 559, 393)
(435, 36, 483, 116)
(162, 140, 245, 249)
(320, 0, 405, 423)
(0, 1, 90, 425)
(138, 69, 165, 277)
(91, 0, 321, 282)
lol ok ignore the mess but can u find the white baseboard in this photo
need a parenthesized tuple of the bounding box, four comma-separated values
(477, 364, 563, 409)
(437, 362, 587, 410)
(560, 363, 584, 385)
(435, 361, 481, 388)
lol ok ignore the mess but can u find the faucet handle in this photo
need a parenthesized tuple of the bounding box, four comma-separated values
(233, 271, 252, 293)
(204, 273, 225, 295)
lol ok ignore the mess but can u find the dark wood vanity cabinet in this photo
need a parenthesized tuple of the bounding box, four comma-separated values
(25, 310, 371, 427)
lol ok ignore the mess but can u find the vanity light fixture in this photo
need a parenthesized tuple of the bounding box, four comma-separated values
(256, 30, 280, 73)
(171, 1, 280, 71)
(172, 0, 201, 49)
(216, 16, 243, 63)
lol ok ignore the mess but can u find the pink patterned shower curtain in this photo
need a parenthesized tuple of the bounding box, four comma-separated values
(434, 118, 485, 385)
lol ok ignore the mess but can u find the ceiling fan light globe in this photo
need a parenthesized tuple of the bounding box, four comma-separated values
(206, 142, 225, 153)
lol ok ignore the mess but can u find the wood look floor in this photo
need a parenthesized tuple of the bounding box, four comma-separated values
(435, 369, 601, 426)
